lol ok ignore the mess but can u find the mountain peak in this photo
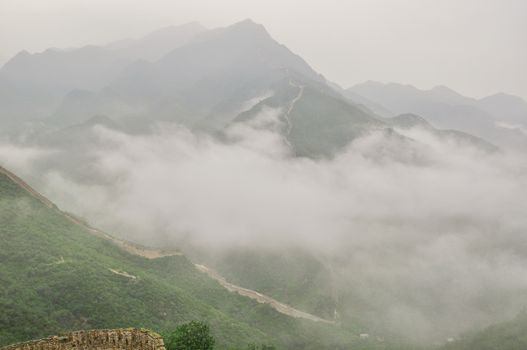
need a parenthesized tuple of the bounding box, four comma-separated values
(182, 18, 272, 48)
(390, 113, 433, 129)
(1, 50, 31, 70)
(226, 18, 270, 37)
(430, 84, 463, 97)
(480, 92, 526, 104)
(431, 84, 455, 92)
(14, 49, 31, 58)
(233, 18, 260, 27)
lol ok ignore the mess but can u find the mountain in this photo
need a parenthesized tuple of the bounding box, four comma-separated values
(388, 113, 499, 152)
(104, 22, 206, 62)
(0, 47, 125, 92)
(232, 78, 497, 157)
(0, 23, 206, 130)
(102, 19, 326, 129)
(344, 89, 394, 118)
(0, 165, 377, 350)
(0, 19, 331, 134)
(2, 20, 524, 158)
(478, 92, 527, 126)
(346, 82, 473, 116)
(3, 19, 497, 160)
(0, 46, 131, 126)
(30, 84, 498, 167)
(233, 77, 385, 157)
(4, 19, 405, 159)
(347, 82, 527, 151)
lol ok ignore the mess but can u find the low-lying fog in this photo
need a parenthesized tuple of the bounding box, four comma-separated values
(2, 107, 527, 342)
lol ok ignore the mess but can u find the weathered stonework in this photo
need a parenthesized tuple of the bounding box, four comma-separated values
(1, 329, 165, 350)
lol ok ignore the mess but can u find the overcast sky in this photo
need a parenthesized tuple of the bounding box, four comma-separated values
(1, 0, 526, 99)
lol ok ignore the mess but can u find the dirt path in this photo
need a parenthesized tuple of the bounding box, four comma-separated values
(109, 268, 138, 279)
(2, 164, 334, 325)
(195, 264, 334, 324)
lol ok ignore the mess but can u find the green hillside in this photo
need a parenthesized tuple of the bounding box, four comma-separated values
(197, 247, 400, 343)
(234, 78, 386, 158)
(0, 167, 400, 350)
(202, 248, 336, 321)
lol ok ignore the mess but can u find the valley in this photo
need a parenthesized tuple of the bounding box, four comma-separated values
(1, 9, 527, 350)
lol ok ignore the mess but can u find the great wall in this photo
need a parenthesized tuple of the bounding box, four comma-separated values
(0, 166, 182, 260)
(0, 329, 165, 350)
(195, 264, 334, 324)
(0, 164, 334, 331)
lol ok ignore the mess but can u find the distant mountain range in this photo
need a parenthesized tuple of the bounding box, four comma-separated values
(347, 82, 527, 151)
(0, 22, 205, 129)
(1, 19, 519, 157)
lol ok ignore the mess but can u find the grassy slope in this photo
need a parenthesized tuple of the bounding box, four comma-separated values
(0, 170, 387, 350)
(234, 79, 386, 158)
(195, 245, 450, 349)
(288, 86, 384, 157)
(206, 248, 337, 321)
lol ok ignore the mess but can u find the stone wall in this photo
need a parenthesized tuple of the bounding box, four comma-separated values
(1, 329, 165, 350)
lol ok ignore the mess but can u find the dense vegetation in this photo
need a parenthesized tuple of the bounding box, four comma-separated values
(163, 321, 279, 350)
(164, 321, 215, 350)
(0, 170, 401, 350)
(198, 247, 423, 347)
(204, 248, 336, 320)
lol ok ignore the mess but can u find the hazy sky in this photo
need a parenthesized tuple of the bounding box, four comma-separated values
(1, 0, 526, 99)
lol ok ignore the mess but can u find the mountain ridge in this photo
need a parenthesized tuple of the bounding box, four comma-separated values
(0, 164, 370, 349)
(347, 81, 527, 151)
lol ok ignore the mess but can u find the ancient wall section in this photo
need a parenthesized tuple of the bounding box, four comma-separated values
(1, 328, 165, 350)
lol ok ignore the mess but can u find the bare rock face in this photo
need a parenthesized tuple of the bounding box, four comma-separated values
(0, 328, 165, 350)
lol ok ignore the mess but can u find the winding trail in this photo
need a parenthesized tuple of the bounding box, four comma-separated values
(0, 165, 182, 259)
(1, 164, 333, 325)
(281, 80, 304, 149)
(108, 268, 137, 279)
(195, 264, 334, 324)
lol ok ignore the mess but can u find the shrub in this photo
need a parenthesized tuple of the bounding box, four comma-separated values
(165, 321, 215, 350)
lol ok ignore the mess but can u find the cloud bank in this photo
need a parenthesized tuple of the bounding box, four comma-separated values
(1, 111, 527, 342)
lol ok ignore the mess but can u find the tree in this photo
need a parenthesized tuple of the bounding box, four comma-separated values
(165, 321, 215, 350)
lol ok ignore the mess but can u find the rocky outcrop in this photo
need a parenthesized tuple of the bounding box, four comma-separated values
(0, 328, 165, 350)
